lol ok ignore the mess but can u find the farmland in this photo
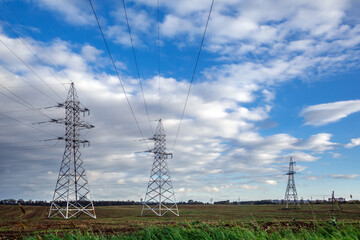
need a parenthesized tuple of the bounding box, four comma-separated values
(1, 204, 360, 239)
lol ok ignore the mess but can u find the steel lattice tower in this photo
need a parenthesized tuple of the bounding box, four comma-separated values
(141, 119, 179, 216)
(48, 83, 96, 219)
(284, 157, 298, 208)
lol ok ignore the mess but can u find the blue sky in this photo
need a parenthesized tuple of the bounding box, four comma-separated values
(0, 0, 359, 202)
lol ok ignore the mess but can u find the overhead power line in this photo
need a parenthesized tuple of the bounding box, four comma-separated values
(0, 63, 59, 104)
(2, 2, 75, 86)
(0, 82, 57, 120)
(122, 0, 153, 134)
(0, 16, 69, 91)
(0, 39, 63, 103)
(0, 112, 58, 137)
(88, 0, 149, 150)
(0, 153, 152, 164)
(172, 0, 215, 151)
(2, 3, 91, 110)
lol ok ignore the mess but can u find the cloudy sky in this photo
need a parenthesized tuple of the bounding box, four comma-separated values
(0, 0, 360, 203)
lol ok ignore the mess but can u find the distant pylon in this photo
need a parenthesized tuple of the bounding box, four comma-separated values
(48, 83, 96, 219)
(141, 119, 179, 216)
(284, 157, 298, 208)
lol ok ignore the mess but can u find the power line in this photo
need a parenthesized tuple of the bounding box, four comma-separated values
(0, 131, 60, 137)
(0, 113, 62, 120)
(0, 83, 58, 120)
(122, 0, 153, 134)
(88, 0, 149, 150)
(0, 112, 58, 137)
(0, 182, 151, 188)
(0, 138, 150, 151)
(172, 0, 214, 151)
(0, 108, 40, 114)
(0, 140, 44, 146)
(0, 153, 152, 164)
(0, 16, 70, 91)
(2, 3, 93, 110)
(2, 2, 75, 87)
(0, 60, 58, 104)
(0, 39, 64, 103)
(0, 82, 68, 89)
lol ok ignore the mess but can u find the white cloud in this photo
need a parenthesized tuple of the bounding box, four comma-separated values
(161, 15, 198, 38)
(117, 179, 126, 184)
(240, 184, 259, 190)
(305, 176, 319, 181)
(296, 133, 338, 152)
(264, 180, 277, 186)
(329, 174, 358, 179)
(301, 100, 360, 126)
(330, 152, 342, 158)
(81, 45, 103, 63)
(83, 170, 102, 184)
(204, 186, 220, 193)
(345, 138, 360, 148)
(292, 151, 320, 162)
(32, 0, 93, 26)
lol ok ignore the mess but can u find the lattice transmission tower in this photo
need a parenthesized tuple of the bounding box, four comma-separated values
(284, 157, 298, 208)
(141, 119, 179, 216)
(48, 83, 96, 219)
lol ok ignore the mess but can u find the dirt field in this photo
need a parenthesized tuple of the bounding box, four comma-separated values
(1, 204, 360, 239)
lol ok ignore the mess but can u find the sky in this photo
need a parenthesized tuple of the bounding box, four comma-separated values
(0, 0, 359, 203)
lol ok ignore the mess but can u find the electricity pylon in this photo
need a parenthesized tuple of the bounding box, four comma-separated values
(48, 83, 96, 219)
(141, 119, 179, 216)
(284, 157, 298, 208)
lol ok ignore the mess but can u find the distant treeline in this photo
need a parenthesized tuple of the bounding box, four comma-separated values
(0, 199, 49, 206)
(1, 198, 359, 206)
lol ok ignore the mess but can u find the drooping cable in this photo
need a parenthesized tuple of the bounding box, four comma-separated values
(122, 0, 153, 134)
(0, 16, 69, 91)
(0, 83, 56, 120)
(88, 0, 149, 149)
(0, 39, 62, 103)
(0, 63, 60, 106)
(2, 2, 73, 87)
(2, 3, 96, 110)
(0, 112, 58, 137)
(172, 0, 215, 151)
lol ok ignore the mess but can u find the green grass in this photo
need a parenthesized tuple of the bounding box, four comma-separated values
(24, 222, 360, 240)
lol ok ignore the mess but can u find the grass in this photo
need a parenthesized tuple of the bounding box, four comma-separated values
(23, 222, 360, 240)
(1, 204, 360, 239)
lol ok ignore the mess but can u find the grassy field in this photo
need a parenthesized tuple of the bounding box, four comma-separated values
(1, 204, 360, 239)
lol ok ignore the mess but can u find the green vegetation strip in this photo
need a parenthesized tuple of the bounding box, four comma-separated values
(25, 222, 360, 240)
